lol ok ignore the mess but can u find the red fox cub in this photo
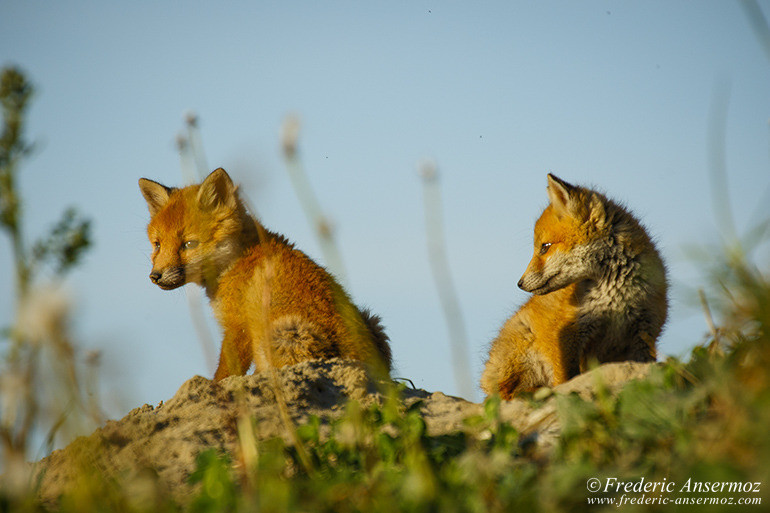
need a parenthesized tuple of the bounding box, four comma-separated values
(481, 174, 668, 399)
(139, 168, 391, 380)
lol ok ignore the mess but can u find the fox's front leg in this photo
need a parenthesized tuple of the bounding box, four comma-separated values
(214, 328, 253, 380)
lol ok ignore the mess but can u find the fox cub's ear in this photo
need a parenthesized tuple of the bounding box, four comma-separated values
(139, 178, 174, 217)
(197, 168, 238, 212)
(546, 173, 577, 218)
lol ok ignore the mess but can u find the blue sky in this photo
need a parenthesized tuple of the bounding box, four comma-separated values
(1, 1, 769, 419)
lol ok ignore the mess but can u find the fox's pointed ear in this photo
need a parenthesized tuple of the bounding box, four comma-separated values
(197, 168, 238, 211)
(139, 178, 174, 217)
(588, 194, 607, 230)
(546, 173, 576, 217)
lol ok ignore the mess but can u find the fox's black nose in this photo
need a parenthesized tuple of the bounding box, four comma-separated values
(149, 271, 162, 284)
(517, 278, 524, 289)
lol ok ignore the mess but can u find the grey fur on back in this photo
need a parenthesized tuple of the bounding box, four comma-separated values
(570, 192, 668, 373)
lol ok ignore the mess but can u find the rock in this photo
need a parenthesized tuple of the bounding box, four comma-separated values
(31, 358, 654, 504)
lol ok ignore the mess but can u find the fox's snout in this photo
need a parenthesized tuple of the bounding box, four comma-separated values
(518, 257, 546, 294)
(517, 272, 542, 293)
(518, 261, 557, 295)
(148, 266, 185, 290)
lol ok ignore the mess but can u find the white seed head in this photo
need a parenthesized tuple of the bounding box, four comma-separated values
(184, 110, 199, 127)
(419, 159, 438, 181)
(281, 114, 301, 157)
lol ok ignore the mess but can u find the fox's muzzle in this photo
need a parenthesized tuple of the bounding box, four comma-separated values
(149, 267, 185, 290)
(518, 271, 556, 295)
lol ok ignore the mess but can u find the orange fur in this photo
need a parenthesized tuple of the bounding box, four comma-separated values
(139, 168, 391, 380)
(481, 174, 667, 400)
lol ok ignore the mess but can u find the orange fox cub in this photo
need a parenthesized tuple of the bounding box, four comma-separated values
(481, 174, 667, 399)
(139, 168, 391, 380)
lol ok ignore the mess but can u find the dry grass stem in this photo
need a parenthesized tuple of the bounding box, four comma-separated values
(419, 160, 474, 401)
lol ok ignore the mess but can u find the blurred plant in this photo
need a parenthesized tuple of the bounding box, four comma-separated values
(183, 111, 210, 182)
(280, 114, 347, 285)
(0, 68, 92, 296)
(683, 72, 770, 349)
(1, 65, 35, 299)
(419, 160, 474, 401)
(741, 0, 770, 63)
(0, 66, 96, 494)
(175, 112, 218, 372)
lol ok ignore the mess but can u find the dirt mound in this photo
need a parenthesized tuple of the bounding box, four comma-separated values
(32, 359, 653, 504)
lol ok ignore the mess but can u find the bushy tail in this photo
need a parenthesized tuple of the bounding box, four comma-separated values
(361, 308, 392, 371)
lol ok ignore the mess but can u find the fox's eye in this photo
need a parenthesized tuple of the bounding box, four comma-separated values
(153, 241, 160, 251)
(183, 240, 199, 250)
(539, 242, 552, 255)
